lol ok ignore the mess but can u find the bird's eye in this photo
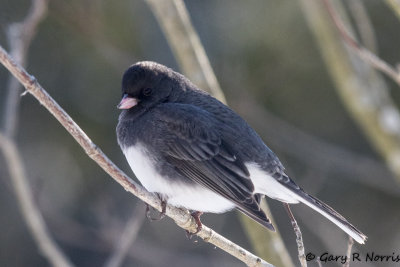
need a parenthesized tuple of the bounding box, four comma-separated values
(142, 88, 152, 96)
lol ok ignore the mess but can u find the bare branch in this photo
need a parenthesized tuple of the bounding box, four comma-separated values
(3, 0, 48, 137)
(347, 0, 377, 53)
(144, 0, 226, 104)
(300, 0, 400, 182)
(104, 202, 145, 267)
(0, 45, 274, 267)
(323, 0, 400, 87)
(284, 204, 307, 267)
(239, 200, 295, 267)
(343, 237, 354, 267)
(0, 134, 74, 267)
(0, 1, 74, 267)
(385, 0, 400, 20)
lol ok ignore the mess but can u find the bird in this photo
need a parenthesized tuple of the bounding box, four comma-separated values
(116, 61, 367, 244)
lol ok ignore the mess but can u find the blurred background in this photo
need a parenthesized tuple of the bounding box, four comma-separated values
(1, 0, 400, 266)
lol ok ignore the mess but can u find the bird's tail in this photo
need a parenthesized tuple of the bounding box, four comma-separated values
(248, 164, 366, 243)
(290, 188, 367, 244)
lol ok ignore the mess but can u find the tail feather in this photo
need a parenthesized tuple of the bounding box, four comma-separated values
(236, 205, 276, 231)
(291, 189, 367, 244)
(247, 164, 367, 243)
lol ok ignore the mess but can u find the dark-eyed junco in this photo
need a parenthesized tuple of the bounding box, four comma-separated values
(116, 61, 366, 244)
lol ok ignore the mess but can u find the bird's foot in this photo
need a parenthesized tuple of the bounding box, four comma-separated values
(185, 211, 203, 239)
(145, 196, 167, 221)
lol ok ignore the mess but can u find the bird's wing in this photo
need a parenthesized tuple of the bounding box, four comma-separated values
(153, 103, 274, 230)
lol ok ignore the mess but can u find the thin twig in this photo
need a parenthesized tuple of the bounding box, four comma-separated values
(3, 0, 48, 137)
(144, 0, 226, 104)
(323, 0, 400, 87)
(284, 203, 307, 267)
(104, 202, 146, 267)
(0, 134, 74, 267)
(301, 0, 400, 183)
(343, 236, 354, 267)
(0, 45, 274, 267)
(347, 0, 377, 53)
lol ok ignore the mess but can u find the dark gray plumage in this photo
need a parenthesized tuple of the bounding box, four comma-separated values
(116, 61, 366, 244)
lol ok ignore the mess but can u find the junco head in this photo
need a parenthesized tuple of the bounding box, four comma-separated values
(117, 62, 187, 110)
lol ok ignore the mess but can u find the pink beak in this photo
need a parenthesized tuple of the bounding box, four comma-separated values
(117, 94, 138, 109)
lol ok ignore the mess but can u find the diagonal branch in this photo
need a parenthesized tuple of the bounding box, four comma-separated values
(322, 0, 400, 87)
(301, 0, 400, 183)
(0, 45, 274, 267)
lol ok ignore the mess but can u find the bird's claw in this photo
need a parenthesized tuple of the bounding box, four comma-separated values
(145, 199, 167, 221)
(185, 211, 203, 239)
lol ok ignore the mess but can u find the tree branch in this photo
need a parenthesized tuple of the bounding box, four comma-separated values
(0, 1, 74, 267)
(300, 0, 400, 183)
(0, 45, 274, 267)
(323, 0, 400, 87)
(385, 0, 400, 20)
(103, 202, 145, 267)
(343, 237, 354, 267)
(3, 0, 48, 137)
(144, 0, 226, 104)
(347, 0, 377, 53)
(284, 204, 307, 267)
(0, 133, 74, 267)
(239, 200, 295, 267)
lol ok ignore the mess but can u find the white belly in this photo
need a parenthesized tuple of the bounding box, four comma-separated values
(122, 144, 235, 213)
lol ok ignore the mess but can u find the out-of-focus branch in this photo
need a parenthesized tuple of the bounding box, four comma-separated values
(239, 200, 295, 267)
(323, 0, 400, 87)
(50, 1, 133, 70)
(385, 0, 400, 20)
(144, 0, 226, 104)
(2, 0, 48, 137)
(144, 1, 293, 265)
(235, 92, 400, 196)
(300, 0, 400, 183)
(0, 45, 274, 267)
(284, 204, 307, 267)
(348, 0, 377, 53)
(0, 134, 74, 267)
(104, 202, 145, 267)
(0, 1, 74, 267)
